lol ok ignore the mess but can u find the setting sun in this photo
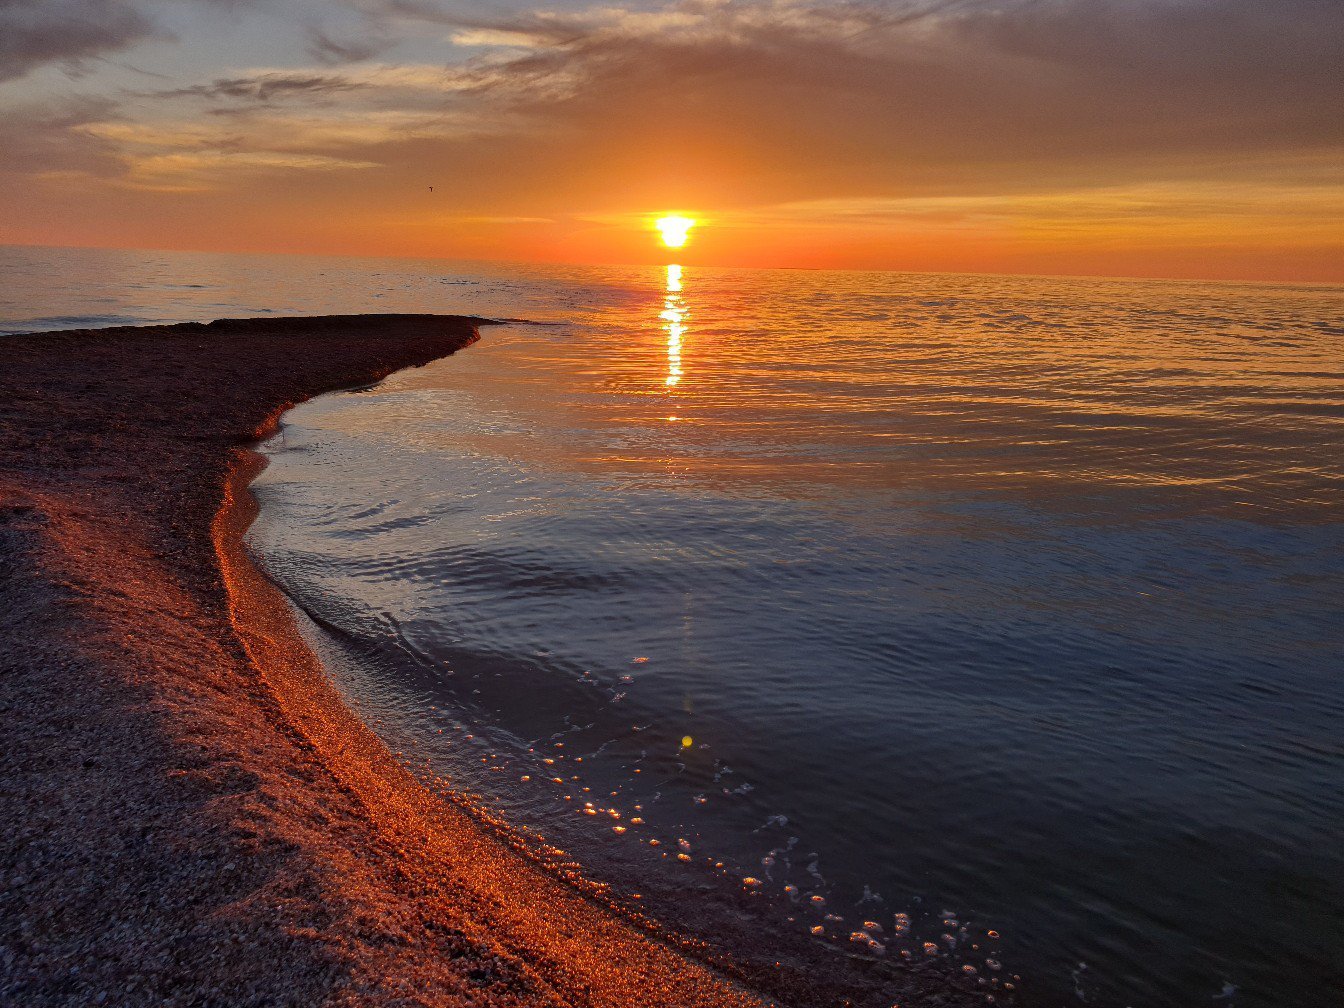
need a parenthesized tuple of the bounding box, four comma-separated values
(655, 216, 696, 249)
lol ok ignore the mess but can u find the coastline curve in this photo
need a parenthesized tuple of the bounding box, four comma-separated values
(212, 383, 769, 1008)
(0, 314, 756, 1006)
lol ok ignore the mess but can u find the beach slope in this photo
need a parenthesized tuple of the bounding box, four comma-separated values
(0, 316, 764, 1008)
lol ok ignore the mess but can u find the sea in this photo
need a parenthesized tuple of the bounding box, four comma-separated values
(3, 244, 1341, 1007)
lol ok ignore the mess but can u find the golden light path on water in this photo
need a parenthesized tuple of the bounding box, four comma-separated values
(662, 263, 685, 388)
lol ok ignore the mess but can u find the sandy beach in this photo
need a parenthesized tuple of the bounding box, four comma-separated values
(0, 316, 773, 1007)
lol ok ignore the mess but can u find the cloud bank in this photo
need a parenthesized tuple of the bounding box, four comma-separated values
(0, 0, 158, 81)
(1, 0, 1341, 278)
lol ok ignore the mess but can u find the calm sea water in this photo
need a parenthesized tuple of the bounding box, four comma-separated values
(4, 245, 1342, 1006)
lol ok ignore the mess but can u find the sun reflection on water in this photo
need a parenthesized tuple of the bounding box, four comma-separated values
(661, 264, 685, 387)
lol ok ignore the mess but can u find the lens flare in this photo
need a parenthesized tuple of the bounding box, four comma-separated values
(656, 216, 696, 248)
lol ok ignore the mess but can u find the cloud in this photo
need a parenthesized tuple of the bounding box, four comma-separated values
(160, 71, 372, 103)
(427, 0, 1344, 192)
(78, 60, 531, 193)
(0, 0, 159, 82)
(60, 0, 1338, 213)
(165, 0, 1326, 215)
(0, 96, 123, 177)
(83, 105, 465, 153)
(151, 63, 468, 105)
(308, 25, 389, 64)
(117, 149, 379, 191)
(770, 177, 1344, 240)
(448, 28, 546, 49)
(69, 57, 491, 191)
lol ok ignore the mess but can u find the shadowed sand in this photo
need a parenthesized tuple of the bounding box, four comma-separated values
(0, 316, 768, 1007)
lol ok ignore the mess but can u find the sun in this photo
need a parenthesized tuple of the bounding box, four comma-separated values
(655, 215, 696, 248)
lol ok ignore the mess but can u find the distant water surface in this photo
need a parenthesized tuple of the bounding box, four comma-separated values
(3, 244, 1342, 1007)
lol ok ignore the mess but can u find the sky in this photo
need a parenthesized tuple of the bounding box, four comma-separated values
(1, 0, 1341, 281)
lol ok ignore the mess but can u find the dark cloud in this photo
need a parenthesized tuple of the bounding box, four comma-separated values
(160, 71, 371, 103)
(307, 26, 388, 64)
(0, 0, 158, 82)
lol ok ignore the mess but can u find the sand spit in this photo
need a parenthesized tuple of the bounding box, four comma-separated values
(0, 316, 765, 1008)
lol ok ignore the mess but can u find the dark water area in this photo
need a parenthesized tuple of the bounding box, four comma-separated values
(4, 245, 1343, 1006)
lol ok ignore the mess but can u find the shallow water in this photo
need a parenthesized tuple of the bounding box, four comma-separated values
(4, 244, 1343, 1006)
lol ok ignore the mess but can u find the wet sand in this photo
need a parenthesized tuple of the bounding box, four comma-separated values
(0, 316, 768, 1007)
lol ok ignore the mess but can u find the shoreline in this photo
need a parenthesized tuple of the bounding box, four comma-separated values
(0, 316, 763, 1007)
(214, 394, 767, 1008)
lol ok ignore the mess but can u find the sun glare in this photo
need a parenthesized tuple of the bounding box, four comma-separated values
(656, 216, 696, 248)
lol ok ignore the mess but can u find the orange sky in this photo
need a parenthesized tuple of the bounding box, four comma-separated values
(1, 0, 1341, 282)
